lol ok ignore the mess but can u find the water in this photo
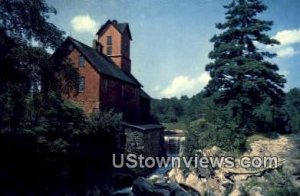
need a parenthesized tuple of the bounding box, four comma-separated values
(112, 161, 172, 195)
(112, 135, 184, 195)
(112, 186, 132, 195)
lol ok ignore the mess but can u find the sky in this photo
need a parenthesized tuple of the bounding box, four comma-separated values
(46, 0, 300, 99)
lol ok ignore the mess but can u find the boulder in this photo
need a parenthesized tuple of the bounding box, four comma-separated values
(168, 168, 186, 184)
(197, 166, 214, 178)
(112, 173, 134, 189)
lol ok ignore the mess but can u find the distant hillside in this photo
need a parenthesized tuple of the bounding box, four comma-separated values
(152, 88, 300, 134)
(151, 92, 205, 124)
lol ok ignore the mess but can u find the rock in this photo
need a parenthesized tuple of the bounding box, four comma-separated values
(186, 172, 199, 186)
(156, 183, 192, 196)
(168, 169, 205, 195)
(168, 168, 186, 184)
(248, 186, 263, 196)
(197, 166, 214, 178)
(148, 174, 169, 184)
(178, 183, 201, 196)
(221, 181, 233, 195)
(112, 173, 134, 189)
(168, 135, 300, 195)
(132, 177, 193, 196)
(201, 146, 225, 157)
(185, 172, 207, 194)
(230, 188, 242, 196)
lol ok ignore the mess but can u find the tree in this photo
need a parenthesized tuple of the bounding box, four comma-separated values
(0, 1, 133, 194)
(151, 93, 207, 124)
(0, 0, 78, 131)
(204, 0, 286, 133)
(151, 97, 185, 122)
(0, 0, 81, 194)
(284, 88, 300, 133)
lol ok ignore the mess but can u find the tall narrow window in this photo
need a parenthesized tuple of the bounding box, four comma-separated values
(68, 44, 73, 51)
(121, 85, 125, 97)
(107, 36, 112, 45)
(106, 46, 112, 55)
(78, 76, 85, 92)
(79, 55, 85, 67)
(106, 36, 112, 55)
(104, 79, 109, 93)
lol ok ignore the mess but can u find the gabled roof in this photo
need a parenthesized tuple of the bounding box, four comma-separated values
(123, 123, 164, 131)
(96, 20, 132, 40)
(55, 37, 142, 87)
(140, 89, 151, 99)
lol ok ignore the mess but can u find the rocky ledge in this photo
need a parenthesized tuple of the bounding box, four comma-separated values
(132, 177, 200, 196)
(168, 134, 300, 195)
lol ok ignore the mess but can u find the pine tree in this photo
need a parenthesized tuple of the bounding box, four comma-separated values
(205, 0, 286, 132)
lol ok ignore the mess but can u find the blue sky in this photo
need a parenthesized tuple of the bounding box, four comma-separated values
(46, 0, 300, 98)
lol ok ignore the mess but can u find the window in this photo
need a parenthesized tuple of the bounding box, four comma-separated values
(106, 46, 112, 55)
(106, 36, 112, 55)
(68, 44, 73, 51)
(78, 77, 85, 92)
(104, 79, 109, 92)
(79, 55, 85, 67)
(107, 36, 112, 45)
(97, 44, 102, 53)
(93, 107, 99, 113)
(121, 85, 125, 97)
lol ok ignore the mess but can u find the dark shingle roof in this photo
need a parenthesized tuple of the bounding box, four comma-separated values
(96, 20, 132, 40)
(140, 89, 151, 99)
(115, 23, 128, 33)
(123, 123, 164, 131)
(66, 37, 141, 87)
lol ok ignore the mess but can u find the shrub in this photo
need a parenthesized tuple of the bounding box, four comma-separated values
(86, 109, 123, 157)
(284, 88, 300, 133)
(184, 121, 248, 155)
(89, 109, 123, 134)
(263, 169, 298, 196)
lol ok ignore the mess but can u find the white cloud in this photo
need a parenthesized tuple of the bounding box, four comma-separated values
(273, 28, 300, 46)
(276, 47, 299, 58)
(153, 85, 161, 91)
(264, 28, 300, 58)
(71, 15, 98, 34)
(161, 72, 210, 98)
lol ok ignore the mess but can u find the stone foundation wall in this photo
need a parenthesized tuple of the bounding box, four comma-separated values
(124, 126, 164, 157)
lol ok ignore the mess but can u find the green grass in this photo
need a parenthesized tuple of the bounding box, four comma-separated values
(162, 121, 187, 130)
(162, 118, 205, 130)
(189, 118, 205, 128)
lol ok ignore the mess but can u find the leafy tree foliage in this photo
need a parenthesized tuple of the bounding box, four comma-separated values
(151, 93, 205, 123)
(0, 0, 123, 194)
(88, 109, 124, 157)
(205, 0, 286, 133)
(284, 88, 300, 133)
(0, 0, 79, 131)
(152, 97, 185, 122)
(185, 121, 248, 156)
(0, 0, 64, 48)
